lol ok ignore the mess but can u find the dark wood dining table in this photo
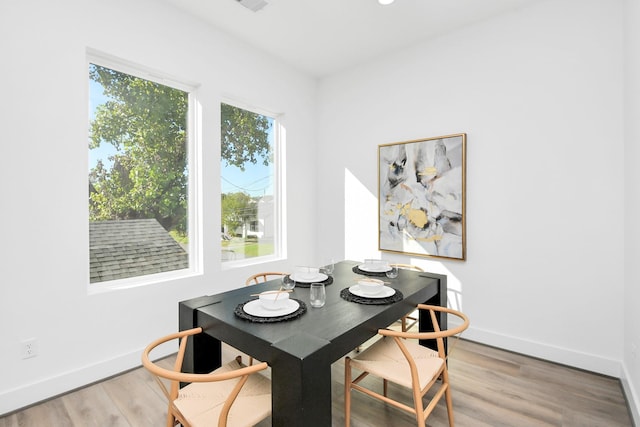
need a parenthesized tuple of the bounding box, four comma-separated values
(178, 260, 447, 427)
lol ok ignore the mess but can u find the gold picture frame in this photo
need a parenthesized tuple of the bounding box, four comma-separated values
(378, 133, 466, 261)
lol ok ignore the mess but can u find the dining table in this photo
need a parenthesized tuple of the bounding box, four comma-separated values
(178, 260, 447, 427)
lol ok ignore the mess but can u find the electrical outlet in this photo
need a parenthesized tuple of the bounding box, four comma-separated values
(21, 339, 38, 359)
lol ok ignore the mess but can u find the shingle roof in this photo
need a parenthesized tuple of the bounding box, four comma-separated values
(89, 219, 188, 283)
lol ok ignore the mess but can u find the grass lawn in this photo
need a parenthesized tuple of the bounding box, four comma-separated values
(222, 238, 274, 258)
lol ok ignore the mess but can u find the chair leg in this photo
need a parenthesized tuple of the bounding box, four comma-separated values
(401, 316, 407, 332)
(412, 386, 426, 427)
(345, 357, 352, 427)
(442, 370, 455, 427)
(445, 387, 455, 427)
(383, 379, 388, 397)
(166, 409, 175, 427)
(164, 399, 174, 427)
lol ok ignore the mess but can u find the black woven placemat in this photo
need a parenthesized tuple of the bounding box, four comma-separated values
(283, 275, 334, 288)
(234, 298, 307, 323)
(340, 287, 403, 305)
(352, 265, 388, 277)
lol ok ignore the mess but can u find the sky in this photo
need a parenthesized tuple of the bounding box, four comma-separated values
(89, 73, 273, 197)
(88, 78, 117, 170)
(221, 162, 273, 197)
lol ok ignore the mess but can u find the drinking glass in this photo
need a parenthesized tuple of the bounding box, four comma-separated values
(309, 283, 326, 308)
(282, 275, 296, 290)
(385, 265, 399, 279)
(321, 258, 335, 275)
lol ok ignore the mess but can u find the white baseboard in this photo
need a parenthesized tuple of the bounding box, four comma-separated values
(454, 322, 621, 377)
(621, 363, 640, 427)
(0, 345, 174, 416)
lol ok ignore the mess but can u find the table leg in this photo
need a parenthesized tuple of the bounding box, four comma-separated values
(418, 273, 448, 351)
(270, 333, 333, 426)
(179, 299, 221, 375)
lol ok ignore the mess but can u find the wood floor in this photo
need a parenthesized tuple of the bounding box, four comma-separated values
(0, 338, 633, 427)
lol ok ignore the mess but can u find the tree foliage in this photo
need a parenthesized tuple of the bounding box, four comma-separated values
(89, 65, 272, 235)
(89, 64, 188, 232)
(221, 192, 256, 235)
(221, 103, 272, 170)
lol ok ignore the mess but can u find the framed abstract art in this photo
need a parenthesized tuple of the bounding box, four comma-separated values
(378, 133, 466, 261)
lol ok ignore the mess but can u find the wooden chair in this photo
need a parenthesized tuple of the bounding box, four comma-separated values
(345, 305, 469, 427)
(392, 264, 424, 332)
(141, 327, 271, 427)
(244, 271, 288, 286)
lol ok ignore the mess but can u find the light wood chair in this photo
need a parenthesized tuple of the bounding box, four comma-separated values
(345, 304, 469, 427)
(141, 327, 272, 427)
(244, 271, 288, 286)
(392, 264, 424, 332)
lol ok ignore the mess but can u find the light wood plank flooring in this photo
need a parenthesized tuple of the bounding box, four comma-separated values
(0, 339, 633, 426)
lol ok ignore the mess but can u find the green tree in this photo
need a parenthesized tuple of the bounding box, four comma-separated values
(221, 192, 256, 235)
(89, 64, 188, 232)
(89, 67, 272, 234)
(219, 103, 272, 242)
(221, 103, 272, 170)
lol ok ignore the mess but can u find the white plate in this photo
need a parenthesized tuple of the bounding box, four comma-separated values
(243, 299, 300, 317)
(349, 285, 396, 299)
(358, 263, 391, 273)
(289, 272, 329, 283)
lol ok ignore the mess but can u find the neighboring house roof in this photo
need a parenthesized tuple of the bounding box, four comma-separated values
(90, 219, 188, 283)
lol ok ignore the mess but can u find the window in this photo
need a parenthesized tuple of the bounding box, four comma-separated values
(88, 57, 196, 285)
(221, 102, 280, 263)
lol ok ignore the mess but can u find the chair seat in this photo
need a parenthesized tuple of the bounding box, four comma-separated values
(350, 336, 444, 390)
(175, 359, 272, 427)
(345, 305, 469, 427)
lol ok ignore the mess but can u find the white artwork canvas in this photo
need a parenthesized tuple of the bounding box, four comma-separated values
(379, 134, 466, 260)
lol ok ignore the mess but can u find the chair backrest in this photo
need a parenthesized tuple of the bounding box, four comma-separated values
(245, 272, 288, 286)
(379, 304, 469, 359)
(141, 327, 269, 427)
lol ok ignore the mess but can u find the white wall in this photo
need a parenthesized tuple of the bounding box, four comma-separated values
(0, 0, 317, 414)
(2, 0, 638, 420)
(624, 0, 640, 422)
(318, 0, 626, 377)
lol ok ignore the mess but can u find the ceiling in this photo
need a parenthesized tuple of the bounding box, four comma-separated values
(162, 0, 545, 78)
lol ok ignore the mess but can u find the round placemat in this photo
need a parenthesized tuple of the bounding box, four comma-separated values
(235, 298, 307, 323)
(352, 265, 388, 277)
(283, 275, 334, 288)
(340, 287, 403, 305)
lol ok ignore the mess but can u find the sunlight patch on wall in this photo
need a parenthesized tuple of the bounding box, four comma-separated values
(344, 168, 378, 261)
(406, 257, 463, 311)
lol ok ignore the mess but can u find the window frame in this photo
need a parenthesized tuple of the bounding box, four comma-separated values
(219, 100, 285, 270)
(87, 49, 202, 293)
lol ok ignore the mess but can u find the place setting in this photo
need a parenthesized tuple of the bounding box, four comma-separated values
(352, 259, 397, 278)
(340, 277, 403, 305)
(234, 289, 307, 323)
(283, 265, 334, 288)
